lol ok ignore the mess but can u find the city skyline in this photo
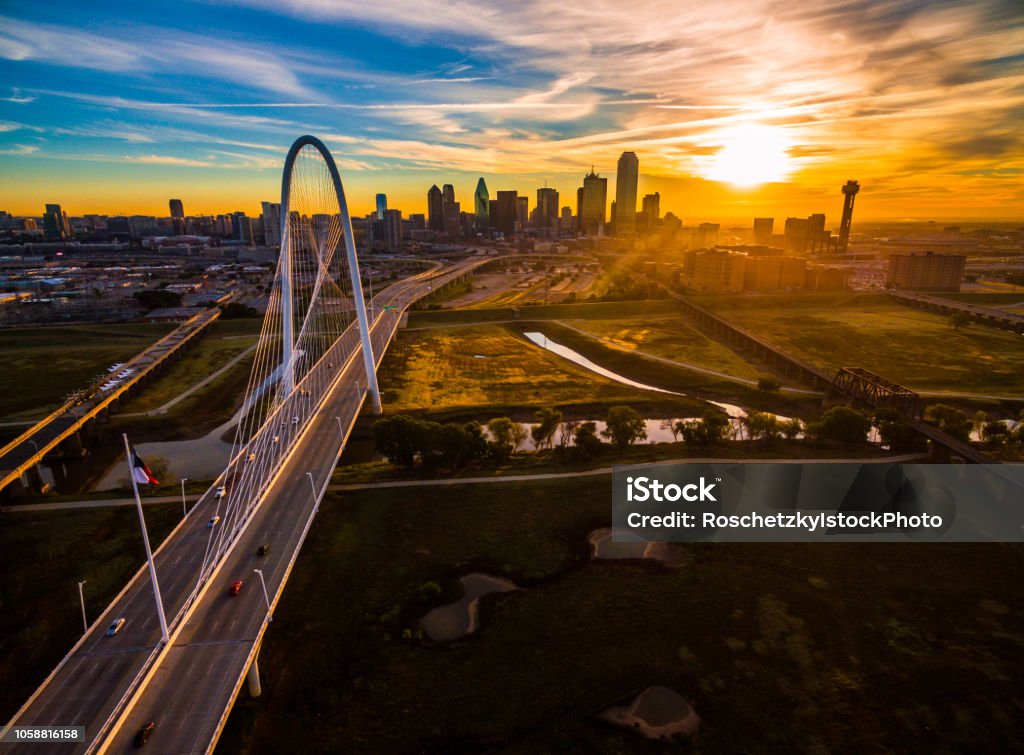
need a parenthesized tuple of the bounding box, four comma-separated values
(1, 1, 1022, 219)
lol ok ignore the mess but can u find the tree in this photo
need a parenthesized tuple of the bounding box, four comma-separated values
(133, 289, 182, 310)
(924, 404, 972, 442)
(665, 418, 683, 442)
(743, 412, 781, 443)
(679, 410, 731, 451)
(487, 417, 517, 463)
(220, 301, 260, 319)
(558, 419, 578, 448)
(874, 408, 920, 452)
(602, 406, 647, 448)
(573, 421, 603, 458)
(372, 415, 425, 468)
(980, 420, 1009, 447)
(809, 406, 872, 444)
(531, 408, 563, 450)
(781, 417, 803, 440)
(510, 422, 529, 453)
(757, 377, 781, 393)
(950, 312, 970, 331)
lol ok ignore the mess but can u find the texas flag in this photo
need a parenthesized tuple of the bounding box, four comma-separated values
(131, 448, 159, 485)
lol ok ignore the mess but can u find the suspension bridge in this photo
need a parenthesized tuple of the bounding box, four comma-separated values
(2, 136, 488, 754)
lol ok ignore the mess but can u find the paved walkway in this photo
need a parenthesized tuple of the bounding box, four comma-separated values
(0, 452, 928, 512)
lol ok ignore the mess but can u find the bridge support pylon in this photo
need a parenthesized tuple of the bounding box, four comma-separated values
(247, 654, 262, 698)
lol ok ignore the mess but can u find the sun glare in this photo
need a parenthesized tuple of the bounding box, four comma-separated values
(704, 123, 793, 187)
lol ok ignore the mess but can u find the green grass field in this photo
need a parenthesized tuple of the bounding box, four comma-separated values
(693, 293, 1024, 394)
(219, 477, 1024, 753)
(377, 323, 708, 418)
(407, 299, 681, 327)
(0, 503, 182, 721)
(566, 316, 764, 380)
(0, 322, 175, 421)
(119, 319, 259, 413)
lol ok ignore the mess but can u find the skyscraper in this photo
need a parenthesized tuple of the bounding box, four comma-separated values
(537, 187, 559, 230)
(516, 196, 529, 230)
(614, 151, 639, 234)
(375, 193, 387, 220)
(427, 185, 444, 232)
(43, 204, 69, 239)
(261, 201, 281, 247)
(838, 180, 860, 252)
(807, 213, 826, 253)
(442, 184, 455, 207)
(580, 169, 607, 236)
(641, 192, 660, 227)
(444, 201, 462, 238)
(753, 218, 774, 245)
(169, 199, 185, 235)
(784, 217, 810, 253)
(561, 206, 573, 232)
(494, 191, 518, 235)
(474, 178, 489, 228)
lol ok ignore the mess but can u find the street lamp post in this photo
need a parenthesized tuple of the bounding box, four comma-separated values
(334, 416, 344, 437)
(253, 569, 272, 622)
(305, 471, 318, 512)
(180, 477, 189, 517)
(77, 580, 87, 634)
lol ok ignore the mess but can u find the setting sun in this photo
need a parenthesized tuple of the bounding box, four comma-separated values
(703, 123, 794, 187)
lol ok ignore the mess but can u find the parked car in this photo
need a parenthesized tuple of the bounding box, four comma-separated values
(208, 515, 220, 528)
(106, 618, 126, 636)
(133, 722, 155, 747)
(257, 543, 270, 556)
(229, 580, 243, 596)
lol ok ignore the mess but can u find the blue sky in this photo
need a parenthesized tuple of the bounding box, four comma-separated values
(1, 0, 1022, 218)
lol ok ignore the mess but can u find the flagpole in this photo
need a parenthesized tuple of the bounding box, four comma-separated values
(123, 433, 169, 644)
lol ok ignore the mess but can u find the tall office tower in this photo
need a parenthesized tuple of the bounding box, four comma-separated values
(784, 217, 809, 253)
(560, 206, 573, 233)
(442, 184, 455, 207)
(614, 151, 639, 234)
(261, 201, 281, 247)
(444, 201, 462, 237)
(43, 203, 69, 239)
(697, 222, 720, 248)
(580, 168, 608, 236)
(375, 193, 387, 220)
(641, 192, 660, 227)
(516, 196, 529, 230)
(169, 199, 185, 235)
(753, 217, 774, 245)
(536, 187, 559, 229)
(231, 211, 250, 241)
(838, 180, 859, 252)
(367, 208, 404, 250)
(494, 191, 518, 235)
(474, 177, 489, 228)
(806, 213, 826, 253)
(576, 186, 584, 230)
(427, 184, 444, 231)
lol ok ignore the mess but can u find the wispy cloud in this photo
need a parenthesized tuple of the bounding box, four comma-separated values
(1, 1, 1022, 216)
